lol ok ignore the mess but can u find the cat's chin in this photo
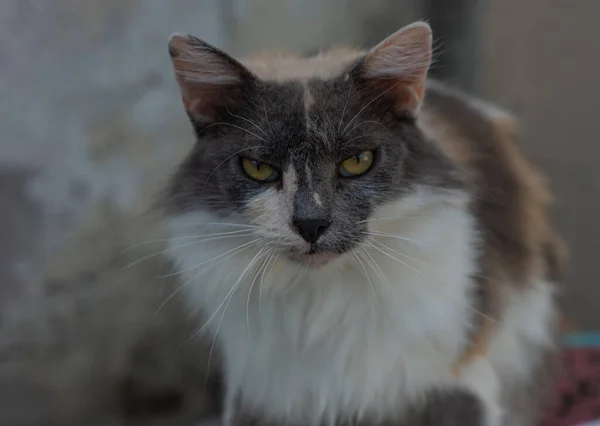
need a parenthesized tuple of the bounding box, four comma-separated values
(288, 251, 339, 268)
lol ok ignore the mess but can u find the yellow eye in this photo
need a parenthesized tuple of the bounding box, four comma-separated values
(339, 151, 374, 177)
(241, 158, 279, 182)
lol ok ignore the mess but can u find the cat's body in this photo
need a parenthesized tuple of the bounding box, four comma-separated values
(164, 23, 565, 426)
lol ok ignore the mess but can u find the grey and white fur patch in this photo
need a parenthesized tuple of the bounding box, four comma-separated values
(164, 21, 564, 426)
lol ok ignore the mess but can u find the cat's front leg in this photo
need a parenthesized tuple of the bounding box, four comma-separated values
(456, 356, 503, 426)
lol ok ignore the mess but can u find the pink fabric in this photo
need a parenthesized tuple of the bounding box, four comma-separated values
(541, 348, 600, 426)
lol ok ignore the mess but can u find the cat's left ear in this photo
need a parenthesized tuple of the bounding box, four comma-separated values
(168, 33, 255, 124)
(354, 21, 432, 117)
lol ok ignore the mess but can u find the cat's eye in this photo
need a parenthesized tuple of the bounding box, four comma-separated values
(339, 151, 374, 177)
(241, 158, 279, 182)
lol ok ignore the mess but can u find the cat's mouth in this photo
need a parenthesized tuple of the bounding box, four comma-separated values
(288, 250, 338, 268)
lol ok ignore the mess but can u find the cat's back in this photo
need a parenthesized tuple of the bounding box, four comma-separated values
(420, 79, 566, 291)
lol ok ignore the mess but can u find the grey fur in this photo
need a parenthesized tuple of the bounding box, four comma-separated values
(221, 388, 484, 426)
(165, 34, 561, 426)
(165, 43, 463, 259)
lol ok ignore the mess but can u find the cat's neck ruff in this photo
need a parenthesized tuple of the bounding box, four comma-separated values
(166, 189, 478, 424)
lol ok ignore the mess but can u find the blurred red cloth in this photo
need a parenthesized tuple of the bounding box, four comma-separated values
(541, 347, 600, 426)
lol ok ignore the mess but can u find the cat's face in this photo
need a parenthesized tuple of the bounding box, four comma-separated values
(166, 23, 463, 267)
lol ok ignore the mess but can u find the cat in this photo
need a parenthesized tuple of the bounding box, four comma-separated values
(163, 21, 567, 426)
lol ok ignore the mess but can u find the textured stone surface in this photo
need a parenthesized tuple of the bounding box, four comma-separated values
(0, 1, 227, 424)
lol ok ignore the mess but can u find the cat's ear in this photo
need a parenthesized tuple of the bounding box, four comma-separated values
(354, 21, 432, 117)
(168, 34, 255, 124)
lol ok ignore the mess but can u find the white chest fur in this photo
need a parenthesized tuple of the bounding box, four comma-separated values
(166, 195, 478, 424)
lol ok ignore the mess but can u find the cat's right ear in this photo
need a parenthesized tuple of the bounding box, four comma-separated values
(168, 34, 255, 124)
(352, 22, 432, 118)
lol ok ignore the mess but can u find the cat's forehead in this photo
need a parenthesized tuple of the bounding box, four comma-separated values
(242, 48, 364, 82)
(253, 79, 373, 166)
(245, 48, 367, 132)
(243, 54, 379, 160)
(209, 49, 394, 172)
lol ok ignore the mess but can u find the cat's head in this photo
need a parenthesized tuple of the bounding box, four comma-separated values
(165, 22, 463, 268)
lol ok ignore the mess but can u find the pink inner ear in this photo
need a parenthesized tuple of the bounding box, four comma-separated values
(363, 22, 432, 82)
(182, 97, 201, 118)
(169, 35, 249, 123)
(181, 92, 221, 123)
(393, 84, 426, 116)
(358, 23, 432, 116)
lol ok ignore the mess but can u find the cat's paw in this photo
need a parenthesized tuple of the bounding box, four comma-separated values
(421, 388, 485, 426)
(459, 356, 503, 426)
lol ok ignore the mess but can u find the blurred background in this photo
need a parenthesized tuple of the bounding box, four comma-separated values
(1, 0, 598, 424)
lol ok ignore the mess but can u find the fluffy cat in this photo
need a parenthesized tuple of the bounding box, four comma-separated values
(163, 22, 566, 426)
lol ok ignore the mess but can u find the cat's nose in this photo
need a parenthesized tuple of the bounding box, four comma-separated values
(292, 218, 330, 244)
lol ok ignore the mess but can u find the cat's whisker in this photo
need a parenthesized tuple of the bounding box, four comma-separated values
(342, 134, 369, 147)
(226, 105, 270, 138)
(199, 122, 268, 143)
(359, 246, 396, 298)
(263, 101, 275, 137)
(124, 229, 258, 253)
(368, 238, 433, 269)
(364, 231, 442, 253)
(152, 274, 199, 321)
(203, 145, 267, 187)
(256, 253, 273, 322)
(337, 77, 353, 133)
(161, 238, 262, 278)
(151, 243, 255, 320)
(342, 81, 402, 136)
(127, 232, 256, 269)
(201, 246, 268, 398)
(171, 221, 268, 230)
(345, 120, 394, 140)
(352, 249, 376, 296)
(356, 216, 429, 224)
(178, 245, 265, 350)
(361, 231, 422, 246)
(365, 240, 434, 283)
(247, 249, 274, 338)
(259, 252, 279, 316)
(173, 221, 264, 228)
(365, 241, 497, 324)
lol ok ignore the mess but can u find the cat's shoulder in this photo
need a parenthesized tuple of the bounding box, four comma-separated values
(421, 79, 566, 286)
(421, 79, 518, 147)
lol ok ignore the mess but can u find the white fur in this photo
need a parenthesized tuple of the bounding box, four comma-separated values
(455, 280, 557, 426)
(166, 188, 480, 425)
(303, 81, 315, 110)
(459, 356, 503, 426)
(489, 280, 557, 381)
(314, 192, 322, 206)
